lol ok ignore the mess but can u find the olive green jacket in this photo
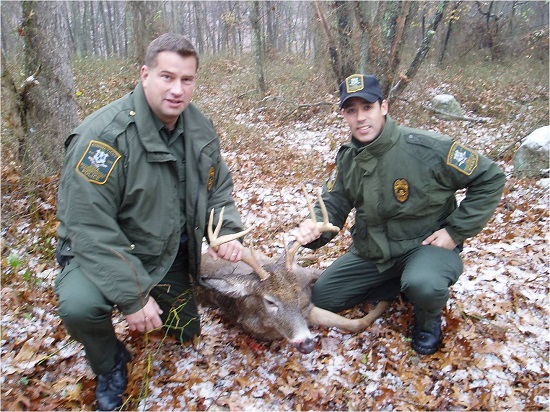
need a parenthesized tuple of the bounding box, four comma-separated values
(56, 82, 243, 314)
(306, 116, 505, 271)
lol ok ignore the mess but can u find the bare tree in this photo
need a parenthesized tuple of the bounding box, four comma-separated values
(19, 1, 79, 175)
(389, 1, 448, 100)
(249, 0, 266, 97)
(439, 1, 463, 64)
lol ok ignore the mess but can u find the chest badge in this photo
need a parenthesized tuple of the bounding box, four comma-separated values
(393, 179, 409, 203)
(207, 166, 216, 191)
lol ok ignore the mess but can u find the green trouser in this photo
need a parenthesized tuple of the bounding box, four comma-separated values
(311, 245, 463, 330)
(54, 255, 200, 375)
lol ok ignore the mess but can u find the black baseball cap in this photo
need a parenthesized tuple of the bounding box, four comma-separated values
(339, 74, 384, 108)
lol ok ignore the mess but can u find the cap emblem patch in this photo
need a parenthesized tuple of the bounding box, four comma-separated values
(447, 142, 478, 175)
(393, 179, 409, 203)
(346, 75, 364, 93)
(76, 140, 121, 184)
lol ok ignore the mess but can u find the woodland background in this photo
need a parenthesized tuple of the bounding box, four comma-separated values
(1, 1, 549, 411)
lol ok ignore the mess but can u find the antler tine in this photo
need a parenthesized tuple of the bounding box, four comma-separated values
(208, 207, 254, 248)
(242, 248, 271, 281)
(285, 237, 302, 272)
(303, 185, 340, 233)
(286, 186, 340, 271)
(208, 208, 271, 281)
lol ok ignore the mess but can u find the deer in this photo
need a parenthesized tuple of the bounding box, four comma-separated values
(197, 188, 390, 354)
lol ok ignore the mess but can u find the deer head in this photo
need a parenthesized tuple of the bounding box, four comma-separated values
(200, 187, 339, 354)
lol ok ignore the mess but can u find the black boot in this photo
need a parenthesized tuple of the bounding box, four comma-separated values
(95, 340, 131, 411)
(411, 312, 442, 355)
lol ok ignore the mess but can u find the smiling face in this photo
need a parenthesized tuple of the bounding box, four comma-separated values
(341, 97, 389, 144)
(141, 51, 197, 130)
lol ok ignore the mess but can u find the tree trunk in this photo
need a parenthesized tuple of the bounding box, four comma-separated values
(129, 1, 150, 64)
(193, 2, 205, 53)
(314, 1, 341, 85)
(21, 1, 79, 176)
(439, 1, 463, 64)
(385, 0, 412, 95)
(389, 1, 448, 100)
(249, 0, 266, 97)
(334, 1, 354, 81)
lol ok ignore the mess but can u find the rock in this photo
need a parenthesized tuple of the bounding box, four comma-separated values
(513, 126, 550, 178)
(431, 94, 464, 119)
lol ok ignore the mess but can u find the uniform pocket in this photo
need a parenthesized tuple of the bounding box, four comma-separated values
(53, 259, 80, 294)
(124, 225, 166, 270)
(387, 216, 437, 241)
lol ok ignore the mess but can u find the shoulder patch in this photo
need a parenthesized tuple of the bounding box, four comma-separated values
(76, 140, 121, 184)
(207, 166, 216, 191)
(326, 167, 339, 192)
(446, 142, 478, 175)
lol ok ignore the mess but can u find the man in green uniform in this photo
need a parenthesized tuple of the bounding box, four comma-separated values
(296, 74, 505, 355)
(55, 33, 245, 410)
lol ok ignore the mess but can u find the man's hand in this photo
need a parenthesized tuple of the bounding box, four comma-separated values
(208, 239, 244, 262)
(295, 219, 321, 245)
(125, 296, 163, 333)
(422, 228, 458, 250)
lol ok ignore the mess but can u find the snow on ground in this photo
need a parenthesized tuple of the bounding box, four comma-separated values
(1, 113, 548, 411)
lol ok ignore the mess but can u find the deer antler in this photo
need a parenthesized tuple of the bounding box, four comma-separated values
(208, 208, 271, 281)
(285, 186, 340, 271)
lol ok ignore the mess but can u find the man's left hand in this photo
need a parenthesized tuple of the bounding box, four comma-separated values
(208, 239, 243, 262)
(422, 228, 458, 250)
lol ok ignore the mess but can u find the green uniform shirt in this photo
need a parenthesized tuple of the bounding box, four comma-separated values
(306, 116, 505, 272)
(56, 82, 243, 314)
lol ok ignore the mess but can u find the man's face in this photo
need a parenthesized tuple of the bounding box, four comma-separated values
(341, 97, 388, 144)
(141, 51, 197, 129)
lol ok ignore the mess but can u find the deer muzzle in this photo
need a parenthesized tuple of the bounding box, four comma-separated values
(294, 337, 315, 354)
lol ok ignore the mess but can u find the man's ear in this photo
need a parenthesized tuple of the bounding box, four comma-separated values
(140, 65, 148, 82)
(381, 99, 389, 116)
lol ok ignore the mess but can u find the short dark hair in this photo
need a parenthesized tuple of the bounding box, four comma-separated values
(341, 97, 384, 110)
(145, 33, 199, 69)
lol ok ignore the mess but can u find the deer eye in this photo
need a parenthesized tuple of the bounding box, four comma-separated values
(263, 296, 278, 312)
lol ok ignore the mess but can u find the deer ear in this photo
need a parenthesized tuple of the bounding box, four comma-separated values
(292, 266, 323, 289)
(201, 275, 260, 298)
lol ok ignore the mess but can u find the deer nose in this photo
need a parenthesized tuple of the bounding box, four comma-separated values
(295, 338, 315, 354)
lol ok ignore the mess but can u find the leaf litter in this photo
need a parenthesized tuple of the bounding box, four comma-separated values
(1, 75, 548, 411)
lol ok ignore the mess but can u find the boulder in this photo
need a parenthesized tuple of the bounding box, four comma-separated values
(431, 94, 464, 119)
(513, 125, 550, 178)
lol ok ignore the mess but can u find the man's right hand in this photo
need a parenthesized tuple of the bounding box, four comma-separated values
(125, 296, 163, 333)
(295, 219, 322, 245)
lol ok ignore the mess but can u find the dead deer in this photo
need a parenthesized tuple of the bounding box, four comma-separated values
(198, 188, 389, 354)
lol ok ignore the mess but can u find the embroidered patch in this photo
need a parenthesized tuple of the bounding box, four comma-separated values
(346, 74, 364, 93)
(207, 166, 216, 191)
(447, 142, 479, 175)
(326, 167, 339, 192)
(76, 140, 121, 184)
(393, 179, 409, 203)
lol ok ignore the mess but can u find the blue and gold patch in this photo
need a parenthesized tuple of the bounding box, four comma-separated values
(447, 142, 478, 175)
(346, 75, 364, 93)
(76, 140, 121, 184)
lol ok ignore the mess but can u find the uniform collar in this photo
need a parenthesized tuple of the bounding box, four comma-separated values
(132, 82, 178, 155)
(352, 116, 399, 157)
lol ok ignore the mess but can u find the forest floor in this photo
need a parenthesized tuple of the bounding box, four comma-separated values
(1, 54, 549, 411)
